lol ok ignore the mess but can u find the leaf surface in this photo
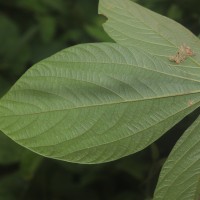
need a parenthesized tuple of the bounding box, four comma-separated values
(0, 43, 200, 163)
(99, 0, 200, 76)
(154, 115, 200, 200)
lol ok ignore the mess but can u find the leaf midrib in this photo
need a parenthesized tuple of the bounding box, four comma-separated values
(1, 90, 200, 117)
(30, 100, 200, 163)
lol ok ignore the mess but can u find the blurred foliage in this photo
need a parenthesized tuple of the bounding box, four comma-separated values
(0, 0, 200, 199)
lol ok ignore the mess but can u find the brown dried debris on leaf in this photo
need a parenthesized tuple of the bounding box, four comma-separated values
(169, 44, 195, 64)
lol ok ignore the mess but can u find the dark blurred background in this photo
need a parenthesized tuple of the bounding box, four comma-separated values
(0, 0, 200, 199)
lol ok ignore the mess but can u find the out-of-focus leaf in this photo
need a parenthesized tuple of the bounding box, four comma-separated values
(0, 76, 11, 97)
(111, 191, 142, 200)
(150, 143, 160, 161)
(38, 15, 56, 43)
(0, 133, 24, 165)
(43, 0, 67, 13)
(0, 150, 42, 199)
(0, 172, 25, 200)
(85, 17, 113, 42)
(167, 5, 182, 21)
(20, 151, 43, 180)
(0, 15, 35, 74)
(30, 40, 65, 63)
(16, 0, 47, 13)
(0, 15, 19, 55)
(64, 30, 83, 42)
(0, 15, 19, 70)
(116, 153, 151, 181)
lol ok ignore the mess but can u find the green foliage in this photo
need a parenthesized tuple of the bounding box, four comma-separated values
(0, 0, 110, 85)
(1, 42, 200, 165)
(154, 116, 200, 199)
(0, 0, 200, 199)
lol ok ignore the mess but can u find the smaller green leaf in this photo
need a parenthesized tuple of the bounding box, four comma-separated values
(99, 0, 200, 78)
(154, 115, 200, 200)
(99, 0, 200, 56)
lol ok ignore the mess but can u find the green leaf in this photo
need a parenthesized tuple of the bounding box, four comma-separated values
(99, 0, 200, 76)
(99, 0, 200, 55)
(0, 76, 24, 165)
(153, 115, 200, 200)
(0, 43, 200, 163)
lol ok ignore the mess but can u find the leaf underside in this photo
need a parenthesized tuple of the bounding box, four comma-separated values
(1, 0, 200, 198)
(0, 5, 199, 200)
(99, 0, 200, 75)
(0, 43, 200, 164)
(153, 116, 200, 200)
